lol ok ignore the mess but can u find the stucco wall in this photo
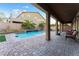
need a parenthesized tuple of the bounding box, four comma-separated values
(0, 22, 22, 32)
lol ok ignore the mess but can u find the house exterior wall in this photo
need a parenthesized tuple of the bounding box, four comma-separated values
(72, 14, 79, 39)
(0, 12, 46, 33)
(12, 12, 45, 25)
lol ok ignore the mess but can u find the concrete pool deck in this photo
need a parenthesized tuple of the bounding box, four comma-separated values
(0, 31, 79, 56)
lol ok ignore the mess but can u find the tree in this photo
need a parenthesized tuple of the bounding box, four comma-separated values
(0, 12, 6, 22)
(0, 18, 2, 22)
(38, 21, 45, 30)
(22, 20, 36, 30)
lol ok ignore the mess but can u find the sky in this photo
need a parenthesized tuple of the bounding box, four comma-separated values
(0, 3, 46, 18)
(0, 3, 56, 24)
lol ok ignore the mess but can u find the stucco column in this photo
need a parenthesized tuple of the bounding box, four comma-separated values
(76, 19, 78, 30)
(62, 23, 64, 32)
(75, 18, 77, 30)
(60, 22, 62, 33)
(46, 12, 51, 41)
(75, 17, 76, 30)
(71, 23, 73, 30)
(56, 20, 58, 35)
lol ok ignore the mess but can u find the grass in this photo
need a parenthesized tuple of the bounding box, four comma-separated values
(0, 34, 6, 42)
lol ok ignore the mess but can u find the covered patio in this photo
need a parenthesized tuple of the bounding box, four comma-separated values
(36, 3, 79, 41)
(0, 3, 79, 56)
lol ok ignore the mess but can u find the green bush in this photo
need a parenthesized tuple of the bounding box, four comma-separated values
(22, 20, 36, 30)
(38, 21, 45, 30)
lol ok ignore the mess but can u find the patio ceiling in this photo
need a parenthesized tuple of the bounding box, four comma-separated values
(37, 3, 79, 23)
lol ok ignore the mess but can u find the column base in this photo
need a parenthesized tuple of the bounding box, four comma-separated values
(56, 32, 60, 35)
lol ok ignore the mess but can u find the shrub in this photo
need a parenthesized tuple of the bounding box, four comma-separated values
(38, 21, 45, 30)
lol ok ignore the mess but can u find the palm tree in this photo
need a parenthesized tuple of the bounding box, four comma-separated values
(22, 20, 36, 30)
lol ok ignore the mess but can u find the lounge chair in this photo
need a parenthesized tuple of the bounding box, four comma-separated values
(66, 29, 74, 35)
(65, 30, 78, 40)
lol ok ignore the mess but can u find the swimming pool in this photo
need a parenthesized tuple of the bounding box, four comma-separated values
(15, 31, 45, 39)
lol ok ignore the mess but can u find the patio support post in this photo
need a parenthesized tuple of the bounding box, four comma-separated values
(76, 19, 78, 30)
(61, 23, 63, 32)
(60, 23, 62, 32)
(71, 23, 73, 30)
(75, 18, 77, 30)
(75, 17, 76, 30)
(77, 19, 78, 30)
(46, 12, 51, 41)
(60, 22, 62, 33)
(56, 20, 58, 35)
(62, 23, 64, 32)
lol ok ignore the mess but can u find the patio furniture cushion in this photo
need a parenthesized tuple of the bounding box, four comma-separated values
(66, 30, 78, 40)
(66, 29, 74, 35)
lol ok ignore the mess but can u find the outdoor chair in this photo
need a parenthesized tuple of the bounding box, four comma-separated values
(66, 29, 74, 35)
(65, 30, 78, 40)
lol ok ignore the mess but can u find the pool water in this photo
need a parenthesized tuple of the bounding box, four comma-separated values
(15, 31, 44, 39)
